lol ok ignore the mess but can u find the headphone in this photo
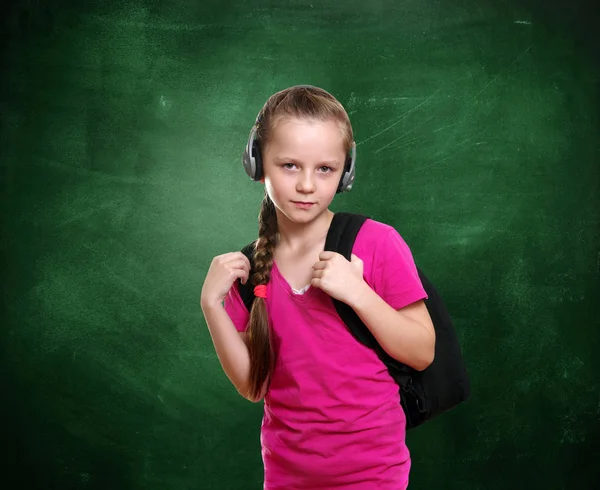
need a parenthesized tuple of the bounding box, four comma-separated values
(241, 85, 356, 194)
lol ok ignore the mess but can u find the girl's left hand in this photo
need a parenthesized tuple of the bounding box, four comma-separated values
(311, 251, 366, 305)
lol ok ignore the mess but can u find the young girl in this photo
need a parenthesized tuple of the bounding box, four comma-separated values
(200, 85, 435, 489)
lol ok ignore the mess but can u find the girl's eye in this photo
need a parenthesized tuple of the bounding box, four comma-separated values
(281, 163, 333, 173)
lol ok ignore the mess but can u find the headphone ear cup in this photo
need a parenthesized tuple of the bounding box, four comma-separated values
(252, 139, 264, 181)
(337, 143, 356, 193)
(336, 157, 349, 194)
(242, 125, 263, 181)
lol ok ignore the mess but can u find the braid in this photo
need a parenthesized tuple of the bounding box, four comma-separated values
(246, 191, 278, 400)
(252, 193, 278, 286)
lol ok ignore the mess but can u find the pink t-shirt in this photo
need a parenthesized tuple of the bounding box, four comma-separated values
(224, 217, 428, 489)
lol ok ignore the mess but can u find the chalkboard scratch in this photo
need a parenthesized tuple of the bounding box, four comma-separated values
(84, 13, 236, 32)
(471, 45, 532, 100)
(358, 89, 441, 146)
(433, 123, 456, 133)
(374, 115, 436, 154)
(382, 134, 429, 153)
(404, 138, 475, 173)
(82, 243, 100, 255)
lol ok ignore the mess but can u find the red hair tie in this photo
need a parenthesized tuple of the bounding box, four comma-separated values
(254, 284, 268, 299)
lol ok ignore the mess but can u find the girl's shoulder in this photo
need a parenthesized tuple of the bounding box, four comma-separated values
(354, 216, 418, 271)
(361, 216, 397, 233)
(355, 216, 404, 248)
(354, 216, 427, 308)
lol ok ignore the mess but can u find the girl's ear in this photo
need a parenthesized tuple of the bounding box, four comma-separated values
(259, 177, 265, 184)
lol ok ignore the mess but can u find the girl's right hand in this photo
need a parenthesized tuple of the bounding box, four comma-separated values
(200, 252, 251, 309)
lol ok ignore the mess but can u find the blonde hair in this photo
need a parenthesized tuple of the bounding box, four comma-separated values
(245, 85, 354, 400)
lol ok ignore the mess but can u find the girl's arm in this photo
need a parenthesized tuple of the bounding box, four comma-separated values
(201, 302, 268, 402)
(348, 287, 435, 371)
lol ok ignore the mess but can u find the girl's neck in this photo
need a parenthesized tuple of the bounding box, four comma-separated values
(275, 208, 335, 254)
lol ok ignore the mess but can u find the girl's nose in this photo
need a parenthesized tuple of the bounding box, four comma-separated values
(296, 172, 316, 193)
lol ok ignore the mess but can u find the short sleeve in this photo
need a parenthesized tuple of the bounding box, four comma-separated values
(223, 281, 250, 332)
(372, 227, 428, 310)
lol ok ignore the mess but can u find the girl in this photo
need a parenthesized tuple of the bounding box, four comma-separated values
(200, 85, 435, 489)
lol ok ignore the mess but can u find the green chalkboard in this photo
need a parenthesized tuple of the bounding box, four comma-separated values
(1, 0, 598, 488)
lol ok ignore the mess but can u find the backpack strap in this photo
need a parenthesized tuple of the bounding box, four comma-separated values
(238, 241, 257, 311)
(324, 212, 380, 349)
(325, 213, 413, 377)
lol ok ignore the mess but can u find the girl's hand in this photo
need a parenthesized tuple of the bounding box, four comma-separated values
(200, 252, 251, 309)
(311, 252, 367, 305)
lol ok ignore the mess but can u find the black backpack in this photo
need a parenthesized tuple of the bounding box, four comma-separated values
(238, 212, 470, 429)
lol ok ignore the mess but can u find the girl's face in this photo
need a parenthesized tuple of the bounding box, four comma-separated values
(262, 117, 347, 224)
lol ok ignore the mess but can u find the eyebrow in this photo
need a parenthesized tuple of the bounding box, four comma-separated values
(275, 157, 341, 166)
